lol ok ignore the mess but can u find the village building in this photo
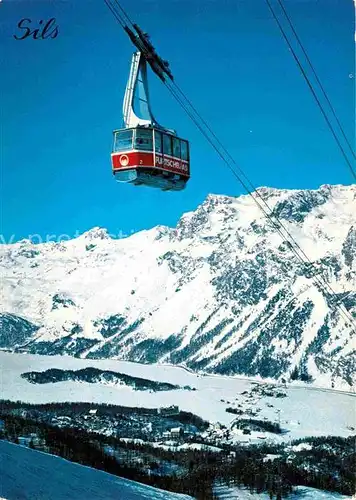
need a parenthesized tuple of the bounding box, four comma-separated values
(157, 405, 179, 417)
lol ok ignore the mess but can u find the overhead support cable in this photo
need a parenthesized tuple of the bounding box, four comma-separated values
(276, 0, 356, 162)
(103, 0, 126, 28)
(103, 0, 356, 334)
(264, 0, 356, 182)
(165, 80, 356, 332)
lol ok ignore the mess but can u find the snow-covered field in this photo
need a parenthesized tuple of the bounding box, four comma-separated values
(1, 352, 355, 442)
(0, 440, 192, 500)
(213, 484, 352, 499)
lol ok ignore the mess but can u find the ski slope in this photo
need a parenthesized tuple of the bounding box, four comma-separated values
(0, 440, 192, 500)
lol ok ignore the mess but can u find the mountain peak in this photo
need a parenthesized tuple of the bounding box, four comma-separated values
(78, 227, 111, 241)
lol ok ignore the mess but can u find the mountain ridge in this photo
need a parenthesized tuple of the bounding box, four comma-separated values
(1, 184, 355, 389)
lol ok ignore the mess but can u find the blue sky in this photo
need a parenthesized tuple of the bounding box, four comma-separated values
(1, 0, 354, 242)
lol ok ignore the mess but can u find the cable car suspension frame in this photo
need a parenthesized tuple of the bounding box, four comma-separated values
(107, 1, 190, 191)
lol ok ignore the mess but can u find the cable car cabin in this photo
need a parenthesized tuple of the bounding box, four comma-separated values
(111, 126, 190, 191)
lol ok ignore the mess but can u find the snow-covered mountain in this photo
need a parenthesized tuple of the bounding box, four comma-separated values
(1, 184, 355, 388)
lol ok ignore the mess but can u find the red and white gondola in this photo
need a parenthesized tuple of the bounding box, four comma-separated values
(111, 41, 190, 191)
(112, 126, 189, 191)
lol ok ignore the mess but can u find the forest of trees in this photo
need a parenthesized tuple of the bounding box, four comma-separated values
(21, 367, 185, 392)
(0, 406, 355, 499)
(227, 415, 283, 434)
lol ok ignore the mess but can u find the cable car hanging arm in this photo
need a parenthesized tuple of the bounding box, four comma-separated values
(104, 0, 173, 82)
(123, 24, 173, 82)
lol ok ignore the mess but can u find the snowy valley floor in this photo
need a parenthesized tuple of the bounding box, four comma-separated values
(1, 351, 355, 443)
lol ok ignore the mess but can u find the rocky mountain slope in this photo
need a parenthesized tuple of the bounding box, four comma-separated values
(1, 184, 355, 388)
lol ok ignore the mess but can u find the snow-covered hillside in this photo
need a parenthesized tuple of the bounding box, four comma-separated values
(1, 184, 355, 387)
(0, 440, 192, 500)
(213, 483, 351, 499)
